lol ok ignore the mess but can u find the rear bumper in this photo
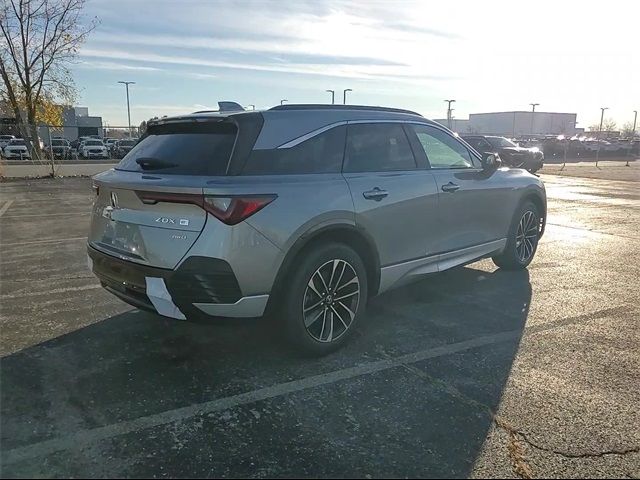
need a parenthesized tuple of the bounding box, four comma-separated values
(88, 245, 269, 319)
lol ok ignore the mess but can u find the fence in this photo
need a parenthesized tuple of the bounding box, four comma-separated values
(0, 123, 142, 175)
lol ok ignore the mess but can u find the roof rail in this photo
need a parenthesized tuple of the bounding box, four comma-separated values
(269, 104, 422, 116)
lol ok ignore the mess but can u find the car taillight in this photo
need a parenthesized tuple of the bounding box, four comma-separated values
(136, 191, 276, 226)
(203, 196, 275, 225)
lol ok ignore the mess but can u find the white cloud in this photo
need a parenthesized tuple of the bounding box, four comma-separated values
(76, 60, 162, 72)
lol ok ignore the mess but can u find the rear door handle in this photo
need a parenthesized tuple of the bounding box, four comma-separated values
(441, 182, 460, 193)
(363, 187, 389, 201)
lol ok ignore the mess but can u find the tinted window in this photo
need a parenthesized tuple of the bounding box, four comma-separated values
(116, 122, 237, 175)
(411, 125, 475, 169)
(119, 140, 136, 147)
(344, 123, 416, 173)
(51, 140, 66, 146)
(9, 140, 25, 146)
(242, 125, 345, 175)
(487, 137, 517, 148)
(85, 140, 103, 146)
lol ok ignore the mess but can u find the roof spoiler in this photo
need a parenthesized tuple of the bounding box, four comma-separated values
(217, 101, 245, 112)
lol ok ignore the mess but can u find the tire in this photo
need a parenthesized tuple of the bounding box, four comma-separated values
(492, 201, 540, 270)
(281, 242, 368, 356)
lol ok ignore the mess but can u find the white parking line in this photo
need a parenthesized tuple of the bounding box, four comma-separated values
(0, 200, 14, 217)
(1, 305, 631, 466)
(0, 284, 101, 300)
(1, 236, 86, 247)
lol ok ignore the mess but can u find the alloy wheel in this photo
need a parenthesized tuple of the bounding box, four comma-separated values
(515, 211, 538, 262)
(302, 259, 360, 343)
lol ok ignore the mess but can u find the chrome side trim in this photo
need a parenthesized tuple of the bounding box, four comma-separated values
(378, 239, 507, 294)
(276, 121, 348, 149)
(193, 294, 269, 318)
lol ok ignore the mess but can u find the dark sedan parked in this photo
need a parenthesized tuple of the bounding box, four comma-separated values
(462, 135, 544, 173)
(112, 138, 138, 159)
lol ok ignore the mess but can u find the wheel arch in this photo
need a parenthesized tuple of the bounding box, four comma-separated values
(265, 224, 381, 316)
(521, 189, 547, 237)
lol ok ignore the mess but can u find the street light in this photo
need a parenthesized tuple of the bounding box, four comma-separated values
(118, 81, 135, 135)
(280, 99, 288, 106)
(444, 99, 456, 129)
(529, 103, 539, 135)
(596, 107, 608, 167)
(343, 88, 352, 105)
(326, 90, 335, 104)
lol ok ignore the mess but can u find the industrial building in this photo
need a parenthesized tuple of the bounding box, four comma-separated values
(434, 111, 580, 136)
(60, 106, 103, 140)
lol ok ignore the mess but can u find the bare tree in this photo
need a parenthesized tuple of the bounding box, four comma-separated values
(621, 121, 637, 138)
(588, 118, 618, 134)
(0, 0, 97, 159)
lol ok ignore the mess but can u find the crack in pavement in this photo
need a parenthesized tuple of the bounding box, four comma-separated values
(516, 430, 640, 459)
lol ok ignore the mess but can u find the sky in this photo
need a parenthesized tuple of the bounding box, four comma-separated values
(73, 0, 640, 129)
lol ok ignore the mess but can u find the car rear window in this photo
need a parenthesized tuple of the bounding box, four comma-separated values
(116, 121, 237, 175)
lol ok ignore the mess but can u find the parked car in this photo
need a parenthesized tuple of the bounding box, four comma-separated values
(0, 134, 15, 150)
(46, 138, 72, 160)
(79, 139, 109, 159)
(104, 138, 118, 156)
(112, 138, 138, 159)
(462, 135, 544, 173)
(2, 138, 31, 159)
(88, 104, 546, 355)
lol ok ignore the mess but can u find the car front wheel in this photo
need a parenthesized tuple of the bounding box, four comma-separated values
(493, 201, 540, 270)
(282, 243, 368, 356)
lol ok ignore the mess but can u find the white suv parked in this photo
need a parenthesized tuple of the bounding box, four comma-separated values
(79, 139, 109, 159)
(2, 138, 31, 159)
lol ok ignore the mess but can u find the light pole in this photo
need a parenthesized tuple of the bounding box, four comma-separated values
(529, 103, 539, 135)
(343, 88, 352, 105)
(118, 81, 135, 135)
(280, 99, 288, 106)
(326, 90, 335, 104)
(596, 107, 608, 167)
(626, 110, 637, 166)
(444, 99, 455, 129)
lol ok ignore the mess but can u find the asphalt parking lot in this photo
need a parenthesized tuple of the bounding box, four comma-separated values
(1, 172, 639, 478)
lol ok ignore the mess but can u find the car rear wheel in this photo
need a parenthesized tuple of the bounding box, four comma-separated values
(282, 243, 368, 356)
(493, 201, 540, 270)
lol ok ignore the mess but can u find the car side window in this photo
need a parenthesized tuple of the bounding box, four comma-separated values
(242, 125, 346, 175)
(411, 125, 477, 169)
(343, 123, 416, 173)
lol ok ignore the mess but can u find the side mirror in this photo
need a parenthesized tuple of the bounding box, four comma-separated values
(481, 153, 500, 170)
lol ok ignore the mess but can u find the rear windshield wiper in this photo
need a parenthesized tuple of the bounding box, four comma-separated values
(135, 157, 178, 170)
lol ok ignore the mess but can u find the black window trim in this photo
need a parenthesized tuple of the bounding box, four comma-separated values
(343, 121, 419, 174)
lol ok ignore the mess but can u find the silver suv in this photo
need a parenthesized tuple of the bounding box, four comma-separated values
(88, 105, 546, 354)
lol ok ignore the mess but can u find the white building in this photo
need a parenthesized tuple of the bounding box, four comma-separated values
(434, 111, 578, 136)
(467, 111, 578, 136)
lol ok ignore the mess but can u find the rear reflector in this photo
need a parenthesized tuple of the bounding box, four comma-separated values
(136, 191, 275, 226)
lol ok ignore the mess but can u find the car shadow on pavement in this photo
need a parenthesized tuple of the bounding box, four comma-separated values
(1, 265, 532, 478)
